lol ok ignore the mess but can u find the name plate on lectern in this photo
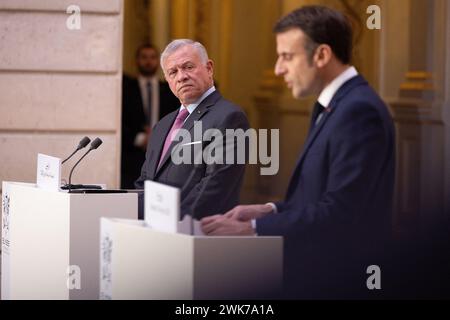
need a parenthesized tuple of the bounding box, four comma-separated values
(144, 180, 180, 233)
(36, 153, 61, 191)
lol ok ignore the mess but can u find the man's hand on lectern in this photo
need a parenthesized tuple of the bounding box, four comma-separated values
(224, 204, 274, 221)
(201, 214, 255, 236)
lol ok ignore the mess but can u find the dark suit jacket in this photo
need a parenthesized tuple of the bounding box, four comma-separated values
(121, 74, 180, 189)
(135, 90, 250, 220)
(257, 75, 395, 298)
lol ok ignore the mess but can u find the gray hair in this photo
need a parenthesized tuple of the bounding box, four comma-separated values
(160, 39, 209, 69)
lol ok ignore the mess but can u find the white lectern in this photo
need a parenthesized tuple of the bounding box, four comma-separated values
(1, 182, 137, 300)
(100, 218, 283, 300)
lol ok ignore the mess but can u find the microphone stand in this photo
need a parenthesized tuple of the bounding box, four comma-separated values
(62, 149, 79, 165)
(66, 137, 103, 193)
(67, 149, 93, 193)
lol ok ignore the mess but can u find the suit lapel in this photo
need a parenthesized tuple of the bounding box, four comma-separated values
(154, 90, 221, 177)
(150, 110, 178, 178)
(301, 106, 333, 160)
(286, 75, 367, 196)
(182, 90, 219, 132)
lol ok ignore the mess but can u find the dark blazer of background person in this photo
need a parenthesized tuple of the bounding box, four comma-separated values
(257, 75, 395, 298)
(121, 74, 179, 189)
(135, 89, 249, 220)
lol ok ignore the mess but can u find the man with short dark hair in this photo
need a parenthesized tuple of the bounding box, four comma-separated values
(121, 44, 179, 189)
(201, 6, 395, 299)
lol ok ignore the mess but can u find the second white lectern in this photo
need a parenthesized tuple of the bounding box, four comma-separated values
(100, 218, 283, 300)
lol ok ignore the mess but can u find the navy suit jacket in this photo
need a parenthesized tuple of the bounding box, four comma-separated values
(135, 90, 249, 220)
(257, 75, 395, 298)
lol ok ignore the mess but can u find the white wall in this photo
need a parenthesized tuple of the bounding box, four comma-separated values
(0, 0, 123, 190)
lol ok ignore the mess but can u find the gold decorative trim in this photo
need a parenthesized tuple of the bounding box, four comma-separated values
(400, 70, 434, 91)
(400, 83, 434, 91)
(405, 71, 433, 79)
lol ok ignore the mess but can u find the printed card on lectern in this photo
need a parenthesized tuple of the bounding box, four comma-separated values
(144, 180, 180, 233)
(36, 153, 61, 191)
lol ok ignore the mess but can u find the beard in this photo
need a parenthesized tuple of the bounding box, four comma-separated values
(138, 65, 157, 77)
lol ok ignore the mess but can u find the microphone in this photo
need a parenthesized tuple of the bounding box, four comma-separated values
(62, 136, 91, 164)
(67, 138, 103, 193)
(90, 137, 103, 150)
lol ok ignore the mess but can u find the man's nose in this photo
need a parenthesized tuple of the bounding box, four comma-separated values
(176, 69, 189, 82)
(274, 58, 285, 76)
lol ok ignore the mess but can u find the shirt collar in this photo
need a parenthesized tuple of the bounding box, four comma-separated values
(317, 66, 358, 108)
(181, 86, 216, 114)
(138, 74, 158, 86)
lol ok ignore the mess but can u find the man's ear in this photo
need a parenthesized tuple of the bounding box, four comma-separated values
(314, 44, 332, 68)
(162, 70, 168, 81)
(206, 59, 214, 75)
